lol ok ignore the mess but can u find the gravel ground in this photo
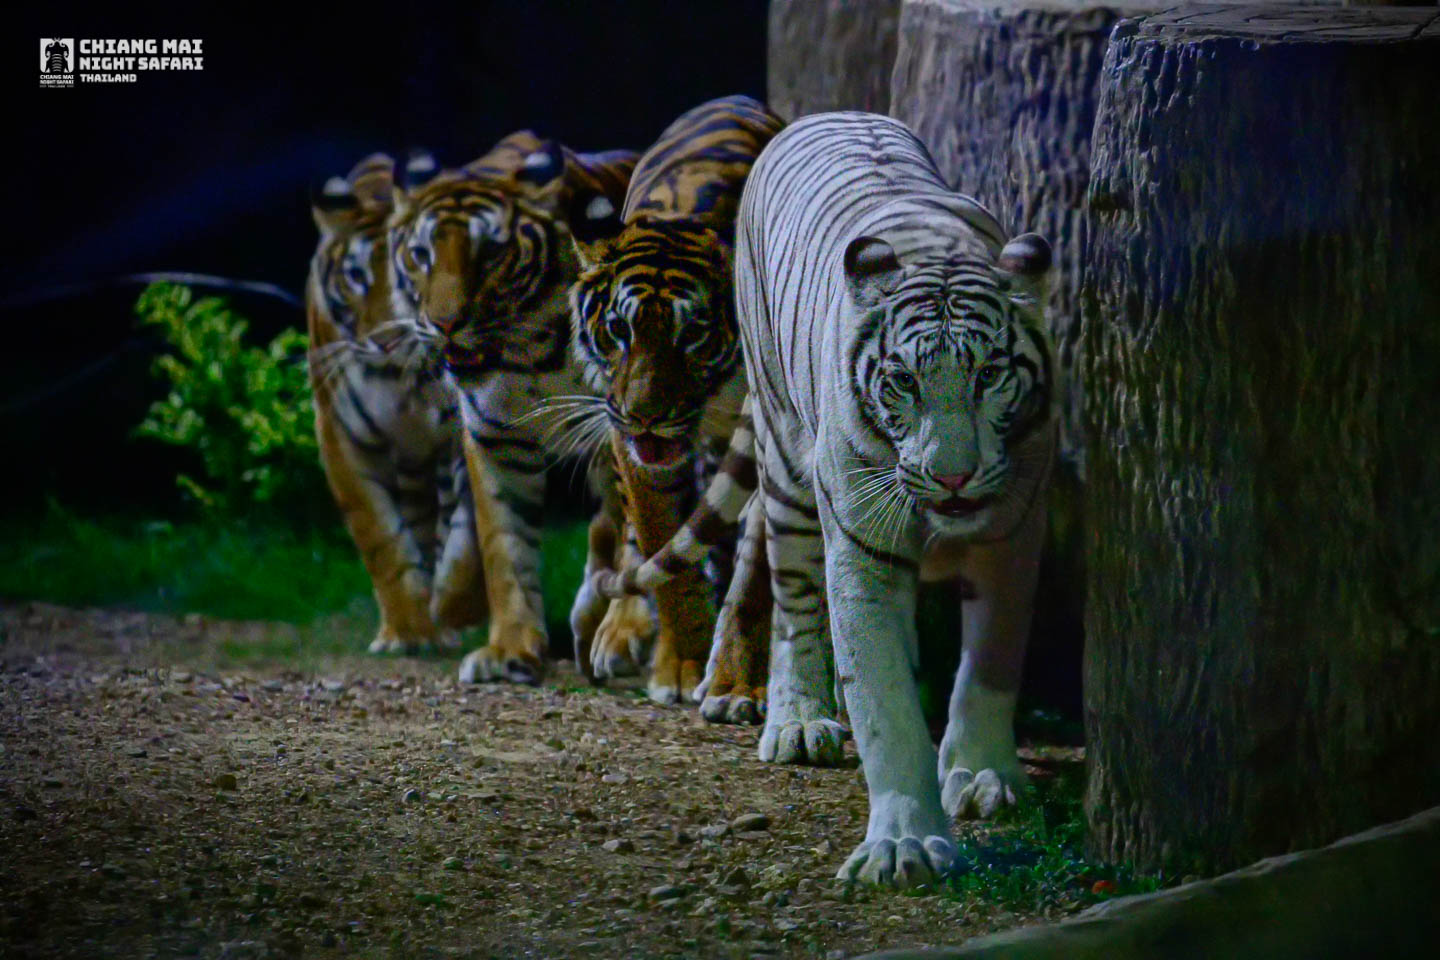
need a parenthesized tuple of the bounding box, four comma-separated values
(0, 602, 1066, 959)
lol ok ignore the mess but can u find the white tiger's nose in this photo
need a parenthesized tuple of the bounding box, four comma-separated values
(933, 471, 973, 492)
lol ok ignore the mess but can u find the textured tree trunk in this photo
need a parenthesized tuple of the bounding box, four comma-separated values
(1083, 4, 1440, 875)
(766, 0, 902, 121)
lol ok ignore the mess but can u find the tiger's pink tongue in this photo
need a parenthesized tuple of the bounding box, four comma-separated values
(630, 433, 685, 466)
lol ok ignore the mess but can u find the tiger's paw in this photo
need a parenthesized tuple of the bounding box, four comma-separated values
(758, 716, 847, 766)
(698, 684, 767, 726)
(941, 765, 1026, 820)
(457, 623, 546, 685)
(647, 655, 703, 706)
(591, 597, 655, 681)
(368, 625, 417, 655)
(836, 835, 960, 889)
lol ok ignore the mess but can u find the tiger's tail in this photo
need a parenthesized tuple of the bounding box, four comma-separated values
(589, 395, 758, 600)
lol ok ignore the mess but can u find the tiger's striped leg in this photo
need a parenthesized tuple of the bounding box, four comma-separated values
(610, 436, 712, 704)
(455, 424, 549, 685)
(819, 467, 958, 888)
(589, 520, 658, 682)
(756, 437, 846, 764)
(697, 492, 772, 725)
(315, 404, 437, 653)
(430, 443, 487, 644)
(939, 492, 1046, 819)
(570, 458, 656, 682)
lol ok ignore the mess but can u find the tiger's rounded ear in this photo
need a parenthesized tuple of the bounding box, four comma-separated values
(311, 176, 359, 237)
(998, 233, 1051, 276)
(567, 193, 624, 271)
(844, 235, 902, 305)
(517, 140, 566, 189)
(997, 232, 1052, 302)
(400, 149, 440, 190)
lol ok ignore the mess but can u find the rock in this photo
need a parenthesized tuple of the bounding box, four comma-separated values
(214, 773, 238, 791)
(601, 773, 628, 785)
(171, 670, 192, 683)
(442, 857, 464, 871)
(262, 680, 285, 692)
(699, 823, 729, 840)
(648, 884, 686, 902)
(730, 812, 770, 833)
(322, 679, 345, 693)
(125, 746, 147, 758)
(217, 941, 269, 959)
(601, 839, 634, 854)
(722, 866, 751, 888)
(403, 788, 423, 804)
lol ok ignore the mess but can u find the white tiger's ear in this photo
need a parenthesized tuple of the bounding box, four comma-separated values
(844, 235, 902, 306)
(997, 232, 1052, 302)
(311, 176, 358, 237)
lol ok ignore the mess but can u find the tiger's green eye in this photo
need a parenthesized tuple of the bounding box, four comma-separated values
(976, 364, 1001, 387)
(889, 369, 918, 392)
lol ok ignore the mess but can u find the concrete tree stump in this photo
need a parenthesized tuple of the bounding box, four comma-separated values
(891, 0, 1181, 714)
(892, 0, 1180, 476)
(767, 0, 902, 120)
(1082, 4, 1440, 874)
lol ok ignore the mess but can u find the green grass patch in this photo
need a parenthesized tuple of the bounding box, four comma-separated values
(0, 500, 592, 655)
(928, 764, 1169, 912)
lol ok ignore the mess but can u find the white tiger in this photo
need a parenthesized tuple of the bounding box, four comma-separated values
(588, 112, 1056, 887)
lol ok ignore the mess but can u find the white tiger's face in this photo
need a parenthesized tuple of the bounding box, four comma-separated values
(848, 241, 1049, 532)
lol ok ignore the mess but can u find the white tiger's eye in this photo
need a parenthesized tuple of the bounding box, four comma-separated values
(889, 369, 918, 393)
(976, 364, 1001, 387)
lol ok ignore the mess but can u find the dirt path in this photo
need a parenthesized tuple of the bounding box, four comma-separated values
(0, 603, 1061, 959)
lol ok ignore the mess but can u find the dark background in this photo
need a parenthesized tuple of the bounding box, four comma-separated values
(4, 2, 768, 509)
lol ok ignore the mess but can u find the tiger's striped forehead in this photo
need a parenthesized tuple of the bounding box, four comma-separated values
(583, 225, 719, 314)
(882, 256, 1015, 358)
(401, 176, 515, 242)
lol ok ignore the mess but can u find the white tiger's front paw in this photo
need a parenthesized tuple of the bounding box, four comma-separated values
(758, 717, 847, 766)
(836, 835, 959, 888)
(941, 764, 1026, 819)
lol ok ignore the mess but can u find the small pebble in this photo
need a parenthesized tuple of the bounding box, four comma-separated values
(648, 884, 685, 902)
(698, 823, 729, 839)
(214, 773, 238, 791)
(403, 788, 423, 803)
(730, 812, 770, 832)
(601, 839, 634, 853)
